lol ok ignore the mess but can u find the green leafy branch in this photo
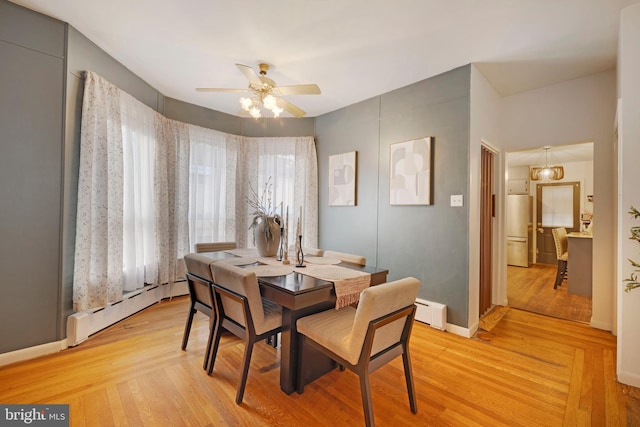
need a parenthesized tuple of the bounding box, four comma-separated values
(624, 206, 640, 292)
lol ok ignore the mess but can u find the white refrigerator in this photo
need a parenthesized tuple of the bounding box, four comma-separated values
(507, 195, 533, 267)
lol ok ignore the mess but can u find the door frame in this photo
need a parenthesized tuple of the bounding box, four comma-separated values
(534, 181, 580, 265)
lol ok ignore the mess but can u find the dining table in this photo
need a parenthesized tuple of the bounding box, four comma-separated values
(200, 250, 389, 395)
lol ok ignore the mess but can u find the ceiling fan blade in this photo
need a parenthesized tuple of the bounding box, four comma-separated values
(275, 84, 321, 96)
(277, 98, 306, 118)
(236, 64, 262, 86)
(195, 88, 249, 93)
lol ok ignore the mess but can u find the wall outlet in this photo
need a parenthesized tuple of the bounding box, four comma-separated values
(450, 194, 463, 207)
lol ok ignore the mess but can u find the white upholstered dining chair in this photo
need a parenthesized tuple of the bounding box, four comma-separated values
(552, 227, 568, 289)
(296, 277, 420, 427)
(195, 241, 237, 253)
(288, 244, 324, 256)
(323, 250, 366, 266)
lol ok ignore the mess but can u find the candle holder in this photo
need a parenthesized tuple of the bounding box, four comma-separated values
(277, 226, 284, 261)
(295, 235, 305, 267)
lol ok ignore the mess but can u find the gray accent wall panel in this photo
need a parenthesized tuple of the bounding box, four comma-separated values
(163, 97, 316, 137)
(316, 65, 471, 328)
(163, 97, 242, 135)
(240, 116, 315, 137)
(378, 96, 470, 327)
(0, 22, 65, 352)
(67, 27, 161, 111)
(316, 98, 381, 264)
(60, 70, 83, 329)
(0, 1, 65, 58)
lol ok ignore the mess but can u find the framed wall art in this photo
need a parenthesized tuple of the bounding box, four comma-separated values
(328, 151, 357, 206)
(389, 137, 433, 205)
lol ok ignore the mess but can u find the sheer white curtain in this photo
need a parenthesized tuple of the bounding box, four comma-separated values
(120, 91, 158, 291)
(237, 136, 318, 249)
(74, 71, 125, 311)
(74, 72, 191, 311)
(187, 125, 238, 249)
(158, 119, 191, 283)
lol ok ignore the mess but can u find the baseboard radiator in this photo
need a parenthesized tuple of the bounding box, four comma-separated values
(414, 298, 447, 330)
(66, 281, 188, 346)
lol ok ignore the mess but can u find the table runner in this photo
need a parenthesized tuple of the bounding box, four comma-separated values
(297, 264, 371, 309)
(226, 251, 371, 309)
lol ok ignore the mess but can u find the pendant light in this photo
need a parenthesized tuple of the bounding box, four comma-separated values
(530, 147, 564, 181)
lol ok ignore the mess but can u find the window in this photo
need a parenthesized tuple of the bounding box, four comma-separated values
(541, 185, 574, 228)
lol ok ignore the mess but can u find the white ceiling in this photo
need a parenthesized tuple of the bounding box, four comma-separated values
(9, 0, 640, 118)
(507, 142, 594, 167)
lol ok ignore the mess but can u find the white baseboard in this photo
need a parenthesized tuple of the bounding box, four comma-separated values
(0, 281, 188, 367)
(414, 298, 447, 330)
(590, 318, 613, 331)
(67, 281, 188, 346)
(0, 340, 67, 368)
(447, 322, 476, 338)
(617, 369, 640, 388)
(413, 298, 475, 337)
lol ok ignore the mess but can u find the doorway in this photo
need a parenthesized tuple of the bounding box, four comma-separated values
(480, 145, 494, 316)
(505, 143, 593, 323)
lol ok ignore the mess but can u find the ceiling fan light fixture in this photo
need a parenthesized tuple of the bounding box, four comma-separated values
(263, 94, 277, 110)
(240, 97, 253, 111)
(200, 63, 320, 118)
(249, 106, 262, 119)
(271, 105, 283, 118)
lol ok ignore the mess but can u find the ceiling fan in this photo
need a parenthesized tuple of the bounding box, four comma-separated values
(196, 63, 321, 118)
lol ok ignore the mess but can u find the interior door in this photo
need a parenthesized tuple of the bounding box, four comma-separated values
(480, 146, 494, 315)
(535, 182, 580, 265)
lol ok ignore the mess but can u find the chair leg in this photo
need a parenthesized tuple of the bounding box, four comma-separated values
(358, 372, 375, 427)
(554, 260, 567, 289)
(266, 332, 278, 348)
(402, 348, 418, 414)
(207, 322, 224, 375)
(181, 307, 196, 350)
(296, 335, 307, 394)
(203, 316, 216, 371)
(236, 340, 255, 404)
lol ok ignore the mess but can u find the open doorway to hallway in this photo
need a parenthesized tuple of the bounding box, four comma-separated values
(507, 264, 591, 322)
(505, 142, 593, 323)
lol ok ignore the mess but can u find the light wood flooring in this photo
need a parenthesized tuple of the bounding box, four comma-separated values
(507, 263, 592, 323)
(1, 296, 638, 426)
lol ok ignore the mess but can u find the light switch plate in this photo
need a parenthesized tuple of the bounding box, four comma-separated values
(450, 194, 463, 207)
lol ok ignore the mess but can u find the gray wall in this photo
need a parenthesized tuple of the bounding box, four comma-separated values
(0, 1, 65, 353)
(164, 97, 316, 137)
(316, 66, 471, 327)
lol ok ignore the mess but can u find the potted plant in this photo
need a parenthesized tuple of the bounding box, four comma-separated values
(248, 178, 282, 257)
(624, 206, 640, 292)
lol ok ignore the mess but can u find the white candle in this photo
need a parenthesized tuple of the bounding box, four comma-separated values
(297, 206, 302, 236)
